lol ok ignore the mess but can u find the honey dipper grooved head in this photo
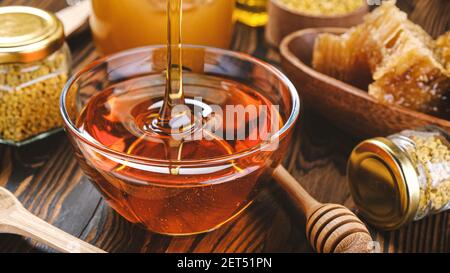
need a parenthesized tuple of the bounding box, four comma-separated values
(306, 204, 373, 253)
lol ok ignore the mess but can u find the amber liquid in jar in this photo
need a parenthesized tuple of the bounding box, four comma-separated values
(90, 0, 235, 55)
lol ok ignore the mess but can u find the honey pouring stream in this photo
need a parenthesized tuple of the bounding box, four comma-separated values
(124, 0, 235, 173)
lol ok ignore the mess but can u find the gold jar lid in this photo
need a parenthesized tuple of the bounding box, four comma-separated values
(0, 6, 65, 64)
(347, 137, 420, 230)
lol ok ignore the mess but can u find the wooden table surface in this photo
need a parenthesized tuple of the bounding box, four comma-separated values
(0, 0, 448, 253)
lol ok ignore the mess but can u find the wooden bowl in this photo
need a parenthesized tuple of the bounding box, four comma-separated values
(266, 0, 368, 47)
(280, 28, 450, 138)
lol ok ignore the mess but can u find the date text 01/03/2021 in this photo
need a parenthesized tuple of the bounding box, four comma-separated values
(177, 257, 272, 270)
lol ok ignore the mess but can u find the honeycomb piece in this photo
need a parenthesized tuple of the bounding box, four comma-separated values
(313, 26, 373, 89)
(369, 30, 450, 117)
(356, 1, 435, 71)
(313, 32, 350, 81)
(435, 31, 450, 71)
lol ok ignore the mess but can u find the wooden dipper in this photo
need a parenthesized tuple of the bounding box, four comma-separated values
(273, 166, 373, 253)
(0, 187, 106, 253)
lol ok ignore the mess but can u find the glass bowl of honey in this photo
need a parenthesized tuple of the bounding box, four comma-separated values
(60, 45, 300, 235)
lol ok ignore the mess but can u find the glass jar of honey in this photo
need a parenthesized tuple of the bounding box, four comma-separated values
(0, 6, 71, 146)
(90, 0, 236, 55)
(348, 126, 450, 230)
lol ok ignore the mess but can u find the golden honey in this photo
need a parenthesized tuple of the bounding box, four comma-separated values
(90, 0, 235, 55)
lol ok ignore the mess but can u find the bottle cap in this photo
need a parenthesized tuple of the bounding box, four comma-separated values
(0, 6, 65, 63)
(347, 137, 420, 230)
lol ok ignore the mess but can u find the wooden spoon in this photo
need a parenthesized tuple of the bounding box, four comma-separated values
(273, 166, 374, 253)
(0, 187, 106, 253)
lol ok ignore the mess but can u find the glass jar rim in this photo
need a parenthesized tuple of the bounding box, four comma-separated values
(60, 45, 300, 166)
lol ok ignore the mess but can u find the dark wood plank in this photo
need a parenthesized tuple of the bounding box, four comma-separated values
(0, 0, 448, 253)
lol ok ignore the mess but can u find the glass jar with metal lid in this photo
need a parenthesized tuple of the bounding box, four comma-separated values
(0, 6, 71, 145)
(347, 126, 450, 230)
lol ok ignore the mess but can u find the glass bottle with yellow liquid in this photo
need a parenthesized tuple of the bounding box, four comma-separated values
(234, 0, 268, 27)
(90, 0, 236, 55)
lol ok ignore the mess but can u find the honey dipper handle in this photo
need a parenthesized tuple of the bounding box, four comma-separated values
(272, 165, 321, 215)
(2, 207, 106, 253)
